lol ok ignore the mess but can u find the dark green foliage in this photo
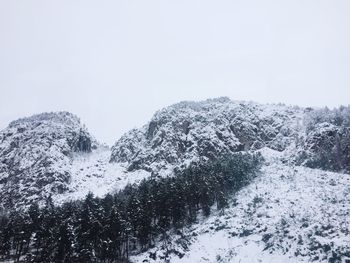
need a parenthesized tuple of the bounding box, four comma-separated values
(0, 152, 262, 262)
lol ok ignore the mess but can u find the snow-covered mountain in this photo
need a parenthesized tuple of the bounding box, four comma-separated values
(110, 97, 304, 173)
(1, 98, 349, 209)
(0, 98, 349, 262)
(0, 111, 150, 210)
(0, 112, 96, 207)
(0, 112, 96, 209)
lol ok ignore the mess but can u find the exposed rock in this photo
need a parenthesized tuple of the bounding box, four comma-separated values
(0, 111, 95, 209)
(296, 122, 350, 173)
(110, 98, 304, 172)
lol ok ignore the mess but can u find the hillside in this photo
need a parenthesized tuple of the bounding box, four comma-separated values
(3, 98, 348, 211)
(0, 98, 349, 262)
(132, 149, 350, 262)
(0, 112, 150, 210)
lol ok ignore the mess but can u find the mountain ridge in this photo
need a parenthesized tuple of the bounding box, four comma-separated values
(110, 97, 304, 173)
(0, 98, 350, 262)
(1, 98, 349, 210)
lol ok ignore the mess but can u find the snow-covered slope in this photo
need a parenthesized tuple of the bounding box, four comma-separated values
(53, 147, 150, 205)
(0, 112, 151, 210)
(0, 98, 349, 262)
(110, 97, 304, 173)
(131, 148, 350, 263)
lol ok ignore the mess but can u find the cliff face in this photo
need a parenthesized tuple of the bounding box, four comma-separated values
(0, 112, 94, 209)
(295, 106, 350, 173)
(110, 97, 304, 172)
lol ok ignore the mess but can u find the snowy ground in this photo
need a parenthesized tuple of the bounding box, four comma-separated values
(131, 148, 350, 263)
(49, 147, 350, 262)
(53, 148, 151, 204)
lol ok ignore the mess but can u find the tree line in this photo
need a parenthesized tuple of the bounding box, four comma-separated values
(0, 152, 262, 263)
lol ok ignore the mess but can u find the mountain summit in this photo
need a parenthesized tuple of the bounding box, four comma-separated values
(110, 97, 303, 172)
(0, 99, 350, 262)
(0, 112, 95, 209)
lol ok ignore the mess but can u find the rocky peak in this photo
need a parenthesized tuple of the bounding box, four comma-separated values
(110, 98, 304, 172)
(0, 111, 95, 209)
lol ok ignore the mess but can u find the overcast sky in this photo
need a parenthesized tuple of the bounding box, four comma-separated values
(0, 0, 349, 145)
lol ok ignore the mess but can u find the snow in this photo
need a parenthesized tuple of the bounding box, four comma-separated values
(169, 232, 294, 263)
(131, 148, 350, 263)
(1, 100, 349, 262)
(111, 98, 305, 173)
(0, 111, 94, 209)
(0, 99, 307, 209)
(53, 147, 151, 204)
(0, 111, 152, 208)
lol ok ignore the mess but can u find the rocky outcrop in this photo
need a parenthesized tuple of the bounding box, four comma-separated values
(0, 112, 95, 209)
(110, 98, 304, 172)
(297, 123, 350, 173)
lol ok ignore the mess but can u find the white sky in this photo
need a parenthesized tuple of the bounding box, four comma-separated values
(0, 0, 349, 145)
